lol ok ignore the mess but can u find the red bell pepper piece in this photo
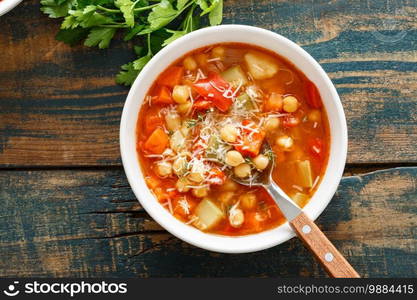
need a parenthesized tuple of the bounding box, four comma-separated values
(305, 80, 322, 108)
(193, 99, 214, 111)
(192, 72, 233, 112)
(234, 120, 266, 157)
(157, 66, 184, 88)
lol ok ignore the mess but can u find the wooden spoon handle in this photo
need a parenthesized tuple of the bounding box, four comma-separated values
(290, 212, 360, 278)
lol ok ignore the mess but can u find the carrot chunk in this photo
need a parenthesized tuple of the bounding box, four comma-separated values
(144, 128, 169, 154)
(144, 110, 164, 134)
(153, 86, 174, 104)
(157, 66, 184, 87)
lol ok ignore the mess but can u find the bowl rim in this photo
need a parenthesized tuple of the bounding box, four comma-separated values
(0, 0, 23, 16)
(120, 24, 348, 253)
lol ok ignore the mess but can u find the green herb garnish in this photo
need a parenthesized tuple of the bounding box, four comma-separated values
(41, 0, 224, 86)
(186, 113, 204, 128)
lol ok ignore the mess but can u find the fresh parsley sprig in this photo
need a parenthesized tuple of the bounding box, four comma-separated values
(40, 0, 224, 86)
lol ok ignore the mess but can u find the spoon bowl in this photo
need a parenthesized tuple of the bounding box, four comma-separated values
(230, 141, 359, 278)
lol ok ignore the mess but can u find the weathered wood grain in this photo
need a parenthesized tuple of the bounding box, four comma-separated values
(1, 0, 416, 166)
(0, 167, 415, 277)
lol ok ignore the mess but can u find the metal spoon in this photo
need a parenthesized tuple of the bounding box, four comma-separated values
(232, 143, 360, 278)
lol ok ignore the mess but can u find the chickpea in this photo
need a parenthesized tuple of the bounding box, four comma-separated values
(183, 56, 197, 71)
(308, 109, 321, 122)
(229, 208, 244, 228)
(221, 178, 238, 191)
(239, 193, 257, 210)
(252, 154, 269, 170)
(188, 172, 204, 183)
(192, 186, 209, 198)
(234, 163, 251, 178)
(172, 85, 190, 104)
(195, 53, 208, 67)
(176, 177, 190, 193)
(225, 150, 245, 167)
(173, 156, 187, 176)
(211, 46, 225, 58)
(276, 135, 294, 151)
(165, 112, 181, 131)
(177, 101, 192, 115)
(155, 161, 172, 177)
(264, 117, 280, 132)
(219, 191, 235, 204)
(220, 124, 239, 143)
(283, 95, 299, 113)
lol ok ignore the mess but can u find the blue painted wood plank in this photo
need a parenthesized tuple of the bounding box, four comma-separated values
(0, 0, 416, 166)
(0, 167, 415, 277)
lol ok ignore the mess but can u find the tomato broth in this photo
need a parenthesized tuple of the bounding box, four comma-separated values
(136, 43, 330, 236)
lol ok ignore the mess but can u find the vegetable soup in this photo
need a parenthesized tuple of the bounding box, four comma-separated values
(136, 43, 330, 236)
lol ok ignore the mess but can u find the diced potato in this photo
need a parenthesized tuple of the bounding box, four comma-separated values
(295, 160, 313, 188)
(244, 51, 279, 80)
(165, 112, 181, 131)
(221, 65, 248, 86)
(193, 198, 224, 230)
(172, 85, 190, 104)
(170, 131, 185, 152)
(183, 56, 197, 71)
(290, 192, 309, 207)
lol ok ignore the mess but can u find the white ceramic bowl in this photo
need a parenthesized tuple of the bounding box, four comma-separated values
(120, 25, 347, 253)
(0, 0, 23, 16)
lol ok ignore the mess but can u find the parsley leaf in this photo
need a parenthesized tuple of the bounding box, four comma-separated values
(115, 0, 136, 27)
(208, 0, 222, 25)
(84, 27, 117, 48)
(142, 0, 179, 33)
(116, 62, 139, 86)
(41, 0, 224, 85)
(40, 0, 76, 18)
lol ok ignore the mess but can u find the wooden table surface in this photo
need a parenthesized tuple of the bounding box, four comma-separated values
(0, 0, 416, 278)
